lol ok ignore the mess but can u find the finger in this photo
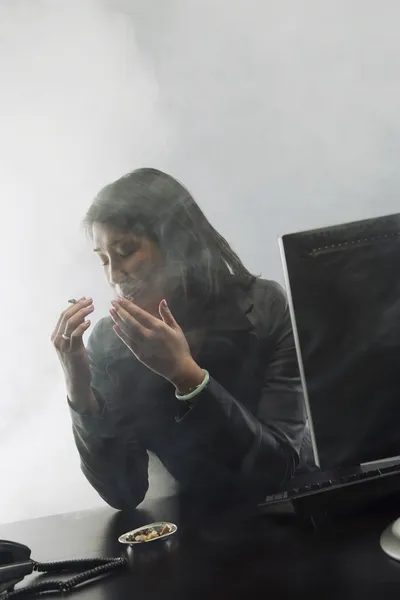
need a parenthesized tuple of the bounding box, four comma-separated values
(52, 297, 92, 340)
(109, 307, 132, 338)
(110, 304, 149, 338)
(69, 320, 92, 351)
(115, 297, 157, 329)
(110, 307, 148, 344)
(113, 323, 137, 352)
(159, 299, 178, 329)
(56, 301, 94, 340)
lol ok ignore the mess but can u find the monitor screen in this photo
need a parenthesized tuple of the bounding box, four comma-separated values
(280, 213, 400, 471)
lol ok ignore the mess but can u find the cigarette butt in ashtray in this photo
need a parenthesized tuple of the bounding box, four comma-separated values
(68, 299, 78, 304)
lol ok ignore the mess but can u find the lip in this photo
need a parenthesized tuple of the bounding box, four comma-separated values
(117, 282, 143, 298)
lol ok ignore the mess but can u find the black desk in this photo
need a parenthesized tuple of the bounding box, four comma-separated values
(1, 495, 400, 598)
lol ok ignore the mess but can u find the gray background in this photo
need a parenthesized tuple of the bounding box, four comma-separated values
(1, 0, 400, 523)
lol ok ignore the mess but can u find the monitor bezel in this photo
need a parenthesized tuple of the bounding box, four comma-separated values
(278, 211, 400, 470)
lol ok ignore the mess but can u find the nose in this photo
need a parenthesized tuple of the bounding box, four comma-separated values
(108, 261, 128, 286)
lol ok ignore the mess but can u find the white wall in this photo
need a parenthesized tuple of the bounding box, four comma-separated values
(1, 0, 400, 523)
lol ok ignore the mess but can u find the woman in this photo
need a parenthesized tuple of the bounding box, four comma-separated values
(52, 168, 306, 510)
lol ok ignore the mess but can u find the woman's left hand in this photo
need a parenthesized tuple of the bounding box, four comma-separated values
(110, 297, 203, 389)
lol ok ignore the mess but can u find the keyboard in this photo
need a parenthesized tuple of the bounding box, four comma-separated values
(259, 461, 400, 506)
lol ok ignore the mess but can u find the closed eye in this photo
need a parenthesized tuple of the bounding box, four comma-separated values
(100, 249, 135, 266)
(97, 254, 108, 266)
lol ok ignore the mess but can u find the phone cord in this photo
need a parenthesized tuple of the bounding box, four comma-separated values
(1, 556, 128, 598)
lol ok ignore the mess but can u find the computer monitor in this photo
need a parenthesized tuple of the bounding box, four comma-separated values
(279, 213, 400, 472)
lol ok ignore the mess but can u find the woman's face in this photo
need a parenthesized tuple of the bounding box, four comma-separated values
(92, 222, 166, 315)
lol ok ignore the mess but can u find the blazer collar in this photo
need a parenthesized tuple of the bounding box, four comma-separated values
(203, 283, 255, 333)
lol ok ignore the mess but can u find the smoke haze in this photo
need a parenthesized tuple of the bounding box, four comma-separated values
(2, 0, 400, 522)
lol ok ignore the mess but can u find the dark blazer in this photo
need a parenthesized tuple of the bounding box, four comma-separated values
(69, 278, 307, 509)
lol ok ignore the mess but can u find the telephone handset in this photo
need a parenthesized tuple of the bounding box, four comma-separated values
(0, 539, 127, 598)
(0, 541, 33, 595)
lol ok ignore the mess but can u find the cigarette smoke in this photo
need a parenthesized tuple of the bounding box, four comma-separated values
(2, 0, 400, 522)
(0, 0, 174, 523)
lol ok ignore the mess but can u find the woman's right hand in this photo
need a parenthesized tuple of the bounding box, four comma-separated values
(51, 297, 94, 390)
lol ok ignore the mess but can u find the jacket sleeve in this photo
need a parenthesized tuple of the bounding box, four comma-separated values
(68, 319, 149, 510)
(175, 281, 306, 500)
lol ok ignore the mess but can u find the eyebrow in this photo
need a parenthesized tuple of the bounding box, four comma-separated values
(93, 239, 123, 253)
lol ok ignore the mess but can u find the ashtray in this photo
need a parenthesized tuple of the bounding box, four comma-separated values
(118, 522, 177, 546)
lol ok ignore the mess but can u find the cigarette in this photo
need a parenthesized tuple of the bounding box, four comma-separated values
(68, 299, 78, 304)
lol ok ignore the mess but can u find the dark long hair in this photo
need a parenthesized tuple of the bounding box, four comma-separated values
(83, 168, 256, 304)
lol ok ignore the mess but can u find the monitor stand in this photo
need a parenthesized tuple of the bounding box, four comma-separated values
(380, 518, 400, 560)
